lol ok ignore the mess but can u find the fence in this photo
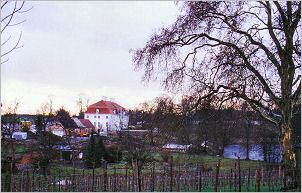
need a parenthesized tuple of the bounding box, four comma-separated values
(1, 158, 293, 192)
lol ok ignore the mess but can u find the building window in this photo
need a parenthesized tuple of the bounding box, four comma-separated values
(86, 115, 89, 118)
(106, 122, 109, 128)
(98, 116, 100, 118)
(96, 109, 99, 113)
(94, 122, 96, 126)
(98, 122, 101, 128)
(94, 116, 96, 118)
(106, 116, 108, 119)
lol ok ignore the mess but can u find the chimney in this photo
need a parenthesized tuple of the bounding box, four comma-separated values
(102, 96, 107, 101)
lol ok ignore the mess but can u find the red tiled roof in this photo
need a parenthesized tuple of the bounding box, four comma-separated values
(85, 100, 126, 114)
(21, 152, 40, 164)
(79, 119, 95, 128)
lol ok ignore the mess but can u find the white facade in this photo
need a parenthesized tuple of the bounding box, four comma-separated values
(84, 112, 129, 135)
(12, 132, 28, 140)
(52, 130, 65, 137)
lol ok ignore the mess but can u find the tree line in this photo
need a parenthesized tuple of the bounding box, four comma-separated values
(128, 94, 300, 163)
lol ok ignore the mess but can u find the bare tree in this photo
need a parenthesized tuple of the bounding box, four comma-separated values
(76, 94, 90, 118)
(133, 1, 301, 188)
(36, 102, 54, 129)
(1, 1, 32, 64)
(152, 95, 180, 145)
(195, 97, 216, 153)
(1, 99, 20, 191)
(238, 102, 255, 160)
(48, 95, 54, 115)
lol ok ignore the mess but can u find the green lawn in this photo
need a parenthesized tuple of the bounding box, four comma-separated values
(1, 143, 28, 157)
(48, 152, 264, 177)
(150, 152, 263, 170)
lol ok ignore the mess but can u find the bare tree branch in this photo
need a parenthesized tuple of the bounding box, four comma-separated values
(1, 31, 23, 58)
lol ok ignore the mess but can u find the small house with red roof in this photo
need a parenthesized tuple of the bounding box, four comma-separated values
(72, 117, 95, 137)
(84, 99, 129, 135)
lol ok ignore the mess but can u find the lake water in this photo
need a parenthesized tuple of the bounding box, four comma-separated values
(223, 144, 282, 162)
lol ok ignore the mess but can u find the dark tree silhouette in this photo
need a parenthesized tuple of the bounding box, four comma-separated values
(85, 134, 107, 168)
(133, 1, 301, 188)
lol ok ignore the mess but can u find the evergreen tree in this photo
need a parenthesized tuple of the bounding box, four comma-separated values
(78, 111, 84, 119)
(35, 115, 44, 134)
(85, 134, 107, 168)
(85, 134, 96, 168)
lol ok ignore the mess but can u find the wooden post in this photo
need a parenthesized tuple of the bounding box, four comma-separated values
(19, 173, 22, 192)
(11, 173, 15, 192)
(114, 166, 117, 192)
(198, 165, 202, 192)
(137, 159, 141, 192)
(283, 166, 287, 190)
(52, 175, 55, 192)
(235, 162, 237, 192)
(152, 163, 155, 192)
(82, 169, 85, 192)
(238, 157, 241, 192)
(170, 156, 173, 192)
(177, 163, 180, 192)
(256, 169, 260, 192)
(32, 170, 35, 192)
(247, 168, 250, 192)
(125, 165, 128, 192)
(162, 166, 166, 192)
(73, 158, 76, 192)
(104, 161, 108, 192)
(92, 162, 95, 191)
(9, 158, 13, 192)
(223, 171, 226, 192)
(26, 170, 30, 192)
(215, 159, 221, 192)
(230, 168, 233, 191)
(268, 168, 271, 191)
(272, 167, 276, 191)
(132, 164, 135, 192)
(261, 166, 264, 190)
(133, 160, 137, 191)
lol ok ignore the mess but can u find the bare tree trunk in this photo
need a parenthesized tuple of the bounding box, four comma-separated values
(281, 122, 298, 190)
(245, 141, 250, 160)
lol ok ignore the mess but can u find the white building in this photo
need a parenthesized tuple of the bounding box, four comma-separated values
(12, 132, 28, 140)
(162, 143, 192, 153)
(84, 99, 129, 135)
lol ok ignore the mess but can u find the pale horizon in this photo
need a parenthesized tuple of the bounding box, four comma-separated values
(1, 1, 181, 115)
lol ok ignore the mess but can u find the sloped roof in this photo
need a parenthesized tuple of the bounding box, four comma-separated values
(162, 143, 192, 150)
(79, 119, 95, 128)
(72, 117, 85, 128)
(85, 100, 126, 114)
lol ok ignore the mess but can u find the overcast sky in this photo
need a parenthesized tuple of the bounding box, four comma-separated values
(1, 1, 181, 114)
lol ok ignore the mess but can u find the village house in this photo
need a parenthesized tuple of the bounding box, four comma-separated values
(46, 121, 65, 137)
(72, 117, 95, 137)
(84, 99, 129, 135)
(46, 118, 95, 137)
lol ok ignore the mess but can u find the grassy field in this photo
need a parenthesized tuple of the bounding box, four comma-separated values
(151, 152, 263, 169)
(1, 143, 28, 157)
(49, 152, 265, 176)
